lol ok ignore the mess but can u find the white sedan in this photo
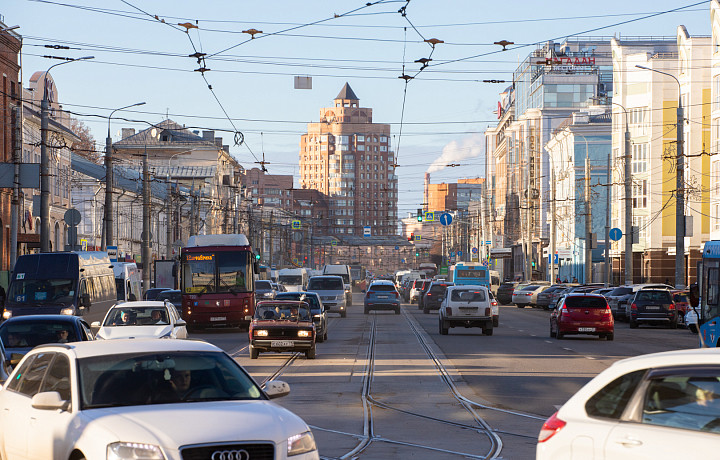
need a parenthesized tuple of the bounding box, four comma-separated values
(0, 339, 319, 460)
(537, 348, 720, 459)
(92, 301, 188, 340)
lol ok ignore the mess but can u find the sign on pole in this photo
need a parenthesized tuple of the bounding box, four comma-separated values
(291, 220, 301, 230)
(363, 226, 371, 237)
(609, 227, 622, 241)
(424, 211, 435, 222)
(107, 245, 118, 262)
(439, 213, 453, 226)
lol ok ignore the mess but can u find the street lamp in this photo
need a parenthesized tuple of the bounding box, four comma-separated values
(104, 101, 145, 251)
(635, 64, 685, 289)
(40, 55, 93, 252)
(166, 150, 193, 258)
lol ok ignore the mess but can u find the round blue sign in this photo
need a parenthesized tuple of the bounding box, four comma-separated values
(609, 228, 623, 241)
(439, 213, 453, 226)
(471, 247, 478, 254)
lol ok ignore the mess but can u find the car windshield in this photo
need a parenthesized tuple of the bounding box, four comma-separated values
(565, 296, 607, 308)
(8, 278, 75, 305)
(609, 287, 633, 296)
(157, 291, 181, 304)
(308, 278, 343, 290)
(636, 291, 672, 302)
(255, 281, 273, 290)
(674, 293, 689, 303)
(276, 293, 320, 309)
(279, 275, 302, 285)
(79, 351, 264, 409)
(370, 284, 395, 291)
(450, 289, 486, 302)
(0, 320, 78, 347)
(103, 307, 170, 326)
(182, 251, 252, 295)
(254, 303, 311, 321)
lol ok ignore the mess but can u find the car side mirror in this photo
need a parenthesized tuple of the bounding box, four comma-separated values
(9, 353, 23, 367)
(90, 321, 101, 328)
(32, 391, 69, 411)
(264, 379, 290, 399)
(176, 319, 187, 327)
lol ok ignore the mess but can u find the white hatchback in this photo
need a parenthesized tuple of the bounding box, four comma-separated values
(438, 285, 494, 336)
(537, 348, 720, 460)
(0, 339, 319, 460)
(92, 301, 188, 340)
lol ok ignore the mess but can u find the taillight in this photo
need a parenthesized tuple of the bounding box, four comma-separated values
(491, 300, 498, 306)
(445, 307, 452, 316)
(631, 303, 637, 310)
(538, 412, 566, 443)
(394, 292, 399, 298)
(560, 306, 570, 317)
(668, 303, 675, 311)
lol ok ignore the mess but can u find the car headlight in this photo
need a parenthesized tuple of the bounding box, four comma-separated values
(107, 442, 165, 460)
(287, 431, 316, 456)
(337, 295, 344, 300)
(60, 307, 74, 316)
(255, 329, 269, 337)
(298, 330, 311, 338)
(263, 292, 273, 297)
(2, 309, 11, 320)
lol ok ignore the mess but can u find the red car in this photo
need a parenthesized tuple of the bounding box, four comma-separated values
(671, 290, 690, 323)
(249, 300, 316, 359)
(550, 293, 614, 340)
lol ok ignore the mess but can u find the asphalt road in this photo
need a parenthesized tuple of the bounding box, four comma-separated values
(190, 293, 699, 460)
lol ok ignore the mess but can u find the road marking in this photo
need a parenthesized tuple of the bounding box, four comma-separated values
(544, 340, 552, 344)
(586, 356, 596, 360)
(562, 347, 573, 352)
(530, 334, 537, 337)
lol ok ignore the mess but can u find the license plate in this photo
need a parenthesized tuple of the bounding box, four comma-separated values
(578, 327, 595, 332)
(271, 340, 293, 347)
(459, 306, 478, 310)
(378, 295, 389, 299)
(645, 306, 660, 310)
(210, 316, 226, 321)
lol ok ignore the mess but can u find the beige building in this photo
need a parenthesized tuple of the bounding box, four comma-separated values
(300, 83, 398, 237)
(711, 0, 720, 241)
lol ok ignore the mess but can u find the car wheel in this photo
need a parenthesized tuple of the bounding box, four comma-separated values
(395, 308, 400, 315)
(306, 345, 316, 359)
(323, 330, 328, 341)
(482, 327, 493, 336)
(516, 304, 525, 308)
(493, 317, 499, 328)
(670, 320, 678, 329)
(689, 324, 698, 334)
(250, 346, 259, 359)
(439, 318, 449, 335)
(550, 325, 557, 338)
(606, 333, 614, 341)
(317, 332, 324, 343)
(629, 320, 638, 329)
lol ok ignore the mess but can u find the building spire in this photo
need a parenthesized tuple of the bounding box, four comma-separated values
(335, 82, 359, 101)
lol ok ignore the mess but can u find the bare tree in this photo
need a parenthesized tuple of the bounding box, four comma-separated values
(69, 118, 100, 163)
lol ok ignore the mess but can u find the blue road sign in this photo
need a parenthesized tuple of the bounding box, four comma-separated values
(451, 252, 455, 257)
(609, 227, 623, 241)
(291, 220, 301, 229)
(363, 226, 371, 237)
(471, 247, 478, 254)
(439, 213, 453, 226)
(425, 211, 435, 222)
(395, 245, 399, 250)
(458, 251, 463, 257)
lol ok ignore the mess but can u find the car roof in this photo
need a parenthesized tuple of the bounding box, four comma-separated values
(39, 338, 221, 359)
(370, 280, 395, 285)
(611, 347, 720, 371)
(256, 300, 309, 306)
(564, 293, 607, 298)
(447, 285, 487, 290)
(0, 314, 84, 324)
(111, 301, 169, 308)
(277, 291, 319, 297)
(310, 275, 343, 279)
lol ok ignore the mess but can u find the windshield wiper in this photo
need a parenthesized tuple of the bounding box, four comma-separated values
(218, 278, 238, 296)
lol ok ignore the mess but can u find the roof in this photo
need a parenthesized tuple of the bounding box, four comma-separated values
(147, 165, 217, 179)
(335, 82, 359, 101)
(71, 153, 169, 199)
(113, 119, 216, 147)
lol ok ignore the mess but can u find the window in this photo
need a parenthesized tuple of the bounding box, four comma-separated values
(39, 355, 72, 401)
(632, 143, 648, 174)
(714, 76, 720, 111)
(633, 179, 647, 209)
(13, 352, 55, 397)
(357, 135, 365, 142)
(585, 369, 645, 419)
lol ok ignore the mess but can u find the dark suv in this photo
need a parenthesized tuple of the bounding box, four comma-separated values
(605, 286, 634, 320)
(629, 289, 677, 328)
(496, 282, 518, 305)
(422, 281, 454, 314)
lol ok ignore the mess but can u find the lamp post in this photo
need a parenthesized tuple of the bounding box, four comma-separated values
(40, 55, 93, 252)
(104, 102, 145, 251)
(636, 65, 684, 289)
(166, 150, 192, 258)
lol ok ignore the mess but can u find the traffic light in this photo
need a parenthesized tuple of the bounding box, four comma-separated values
(255, 253, 261, 260)
(408, 232, 414, 242)
(417, 208, 423, 222)
(415, 251, 419, 257)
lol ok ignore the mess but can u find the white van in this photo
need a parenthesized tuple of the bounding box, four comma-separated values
(278, 268, 308, 292)
(113, 262, 142, 302)
(489, 270, 501, 297)
(323, 264, 353, 306)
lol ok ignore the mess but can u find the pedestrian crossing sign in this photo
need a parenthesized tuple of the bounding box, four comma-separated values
(425, 211, 435, 221)
(291, 220, 301, 229)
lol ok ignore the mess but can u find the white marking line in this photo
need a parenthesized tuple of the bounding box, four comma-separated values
(530, 334, 537, 337)
(562, 347, 573, 352)
(586, 356, 596, 360)
(544, 340, 552, 344)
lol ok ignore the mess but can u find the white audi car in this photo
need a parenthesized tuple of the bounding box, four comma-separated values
(92, 301, 188, 340)
(0, 339, 319, 460)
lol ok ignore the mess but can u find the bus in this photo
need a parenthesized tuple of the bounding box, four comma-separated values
(698, 240, 720, 347)
(419, 263, 438, 278)
(5, 251, 116, 319)
(180, 234, 257, 329)
(452, 262, 490, 288)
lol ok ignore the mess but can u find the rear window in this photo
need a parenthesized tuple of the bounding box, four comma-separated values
(521, 285, 540, 291)
(636, 291, 672, 302)
(307, 278, 343, 291)
(255, 281, 272, 290)
(564, 296, 607, 309)
(370, 284, 395, 291)
(429, 284, 449, 294)
(673, 293, 689, 303)
(609, 287, 633, 296)
(451, 289, 486, 302)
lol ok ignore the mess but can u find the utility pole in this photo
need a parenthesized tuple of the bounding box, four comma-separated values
(550, 167, 556, 284)
(269, 210, 274, 268)
(166, 176, 172, 259)
(142, 143, 151, 292)
(525, 132, 533, 281)
(11, 106, 21, 268)
(190, 182, 196, 237)
(585, 156, 592, 284)
(623, 111, 632, 285)
(675, 93, 685, 289)
(604, 152, 611, 287)
(40, 86, 50, 252)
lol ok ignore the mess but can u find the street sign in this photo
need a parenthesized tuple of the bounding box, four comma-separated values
(458, 251, 463, 257)
(107, 245, 118, 262)
(471, 247, 478, 254)
(609, 227, 622, 241)
(395, 245, 399, 250)
(291, 220, 301, 229)
(292, 231, 303, 242)
(331, 240, 337, 246)
(439, 213, 453, 226)
(363, 226, 371, 237)
(414, 235, 422, 241)
(80, 238, 88, 251)
(451, 252, 455, 257)
(401, 258, 406, 263)
(64, 208, 81, 226)
(425, 211, 435, 222)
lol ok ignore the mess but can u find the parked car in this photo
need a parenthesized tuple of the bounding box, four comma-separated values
(605, 286, 634, 320)
(423, 281, 454, 314)
(254, 280, 276, 301)
(671, 290, 690, 324)
(143, 287, 169, 301)
(438, 285, 494, 336)
(536, 285, 570, 310)
(92, 301, 188, 340)
(550, 293, 614, 340)
(410, 279, 430, 304)
(249, 300, 316, 359)
(155, 289, 181, 305)
(306, 275, 347, 317)
(489, 291, 499, 327)
(591, 287, 614, 297)
(0, 315, 94, 358)
(496, 281, 519, 305)
(512, 284, 551, 308)
(685, 308, 699, 334)
(0, 339, 318, 460)
(364, 280, 401, 314)
(537, 348, 720, 459)
(276, 291, 328, 342)
(629, 289, 678, 329)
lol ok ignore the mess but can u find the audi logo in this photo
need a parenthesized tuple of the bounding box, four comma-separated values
(211, 449, 250, 460)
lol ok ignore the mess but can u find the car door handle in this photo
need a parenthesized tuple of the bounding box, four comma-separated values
(616, 437, 642, 447)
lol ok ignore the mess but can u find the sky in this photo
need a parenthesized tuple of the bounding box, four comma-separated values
(2, 0, 711, 217)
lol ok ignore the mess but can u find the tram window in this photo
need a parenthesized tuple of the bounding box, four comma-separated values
(707, 267, 720, 307)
